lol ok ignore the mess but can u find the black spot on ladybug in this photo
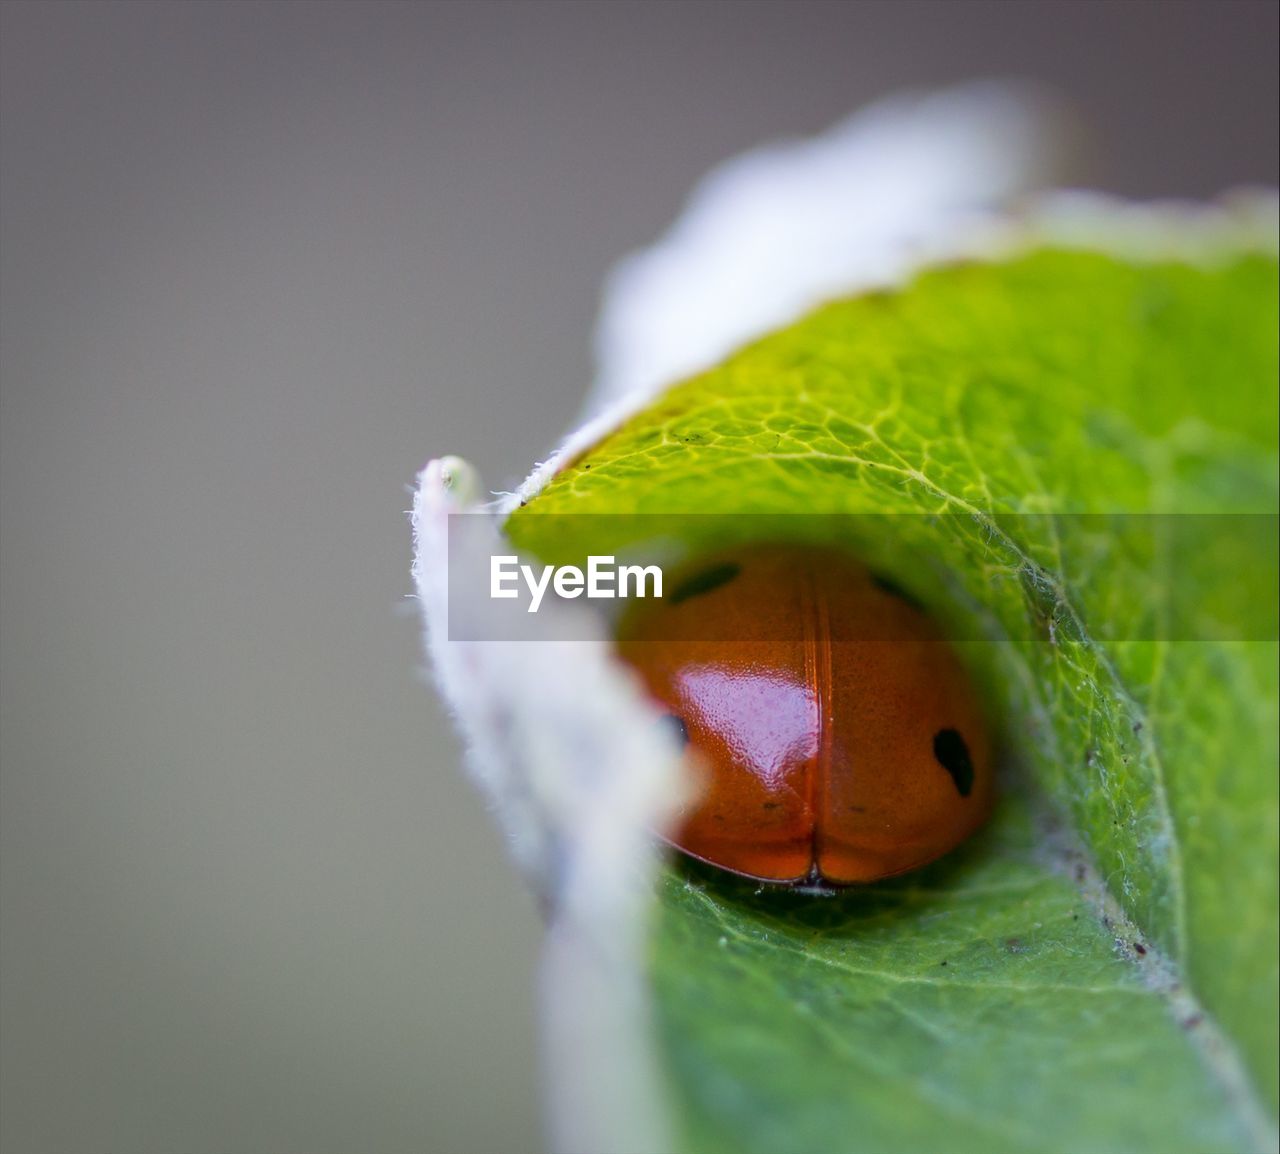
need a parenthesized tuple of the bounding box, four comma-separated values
(871, 573, 924, 610)
(669, 562, 742, 605)
(661, 714, 689, 747)
(761, 802, 780, 810)
(933, 728, 975, 797)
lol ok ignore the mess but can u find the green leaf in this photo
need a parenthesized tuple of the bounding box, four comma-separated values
(508, 247, 1279, 1151)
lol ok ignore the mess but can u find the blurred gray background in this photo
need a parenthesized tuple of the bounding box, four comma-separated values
(1, 3, 1275, 1153)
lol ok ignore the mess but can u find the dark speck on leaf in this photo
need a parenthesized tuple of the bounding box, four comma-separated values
(1004, 937, 1025, 954)
(1134, 942, 1147, 956)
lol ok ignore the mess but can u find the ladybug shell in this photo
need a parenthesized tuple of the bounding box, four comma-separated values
(615, 545, 993, 885)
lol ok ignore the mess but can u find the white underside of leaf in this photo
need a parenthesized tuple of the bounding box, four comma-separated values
(411, 457, 688, 1154)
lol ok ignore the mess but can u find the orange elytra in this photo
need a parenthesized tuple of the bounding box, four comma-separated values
(615, 544, 993, 886)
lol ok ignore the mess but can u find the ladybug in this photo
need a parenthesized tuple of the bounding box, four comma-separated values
(615, 544, 993, 885)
